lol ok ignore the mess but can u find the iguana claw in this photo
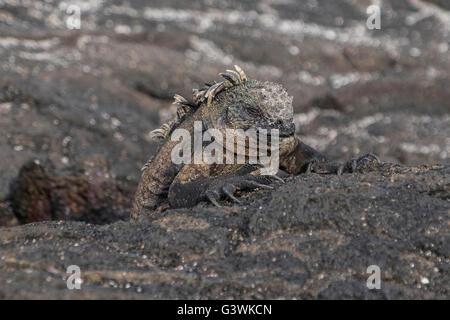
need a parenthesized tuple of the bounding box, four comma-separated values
(202, 164, 284, 207)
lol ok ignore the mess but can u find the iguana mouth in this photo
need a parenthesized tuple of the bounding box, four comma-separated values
(204, 126, 293, 158)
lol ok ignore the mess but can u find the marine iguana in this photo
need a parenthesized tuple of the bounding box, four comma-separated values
(131, 66, 380, 218)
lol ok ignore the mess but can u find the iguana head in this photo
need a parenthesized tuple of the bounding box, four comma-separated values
(151, 66, 295, 143)
(203, 78, 295, 138)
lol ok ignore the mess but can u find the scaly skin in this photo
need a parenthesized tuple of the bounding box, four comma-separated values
(132, 66, 248, 218)
(132, 66, 381, 217)
(131, 108, 203, 218)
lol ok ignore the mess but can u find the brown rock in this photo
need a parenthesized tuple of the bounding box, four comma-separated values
(11, 161, 134, 224)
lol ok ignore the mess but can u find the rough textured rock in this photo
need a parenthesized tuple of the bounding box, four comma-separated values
(0, 164, 448, 299)
(0, 0, 449, 299)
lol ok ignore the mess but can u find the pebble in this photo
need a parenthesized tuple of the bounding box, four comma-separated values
(420, 277, 429, 285)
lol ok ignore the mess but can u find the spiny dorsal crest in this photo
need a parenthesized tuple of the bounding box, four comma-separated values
(150, 65, 247, 141)
(149, 94, 198, 140)
(193, 65, 247, 107)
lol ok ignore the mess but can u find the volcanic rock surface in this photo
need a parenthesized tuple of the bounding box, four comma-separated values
(0, 0, 448, 299)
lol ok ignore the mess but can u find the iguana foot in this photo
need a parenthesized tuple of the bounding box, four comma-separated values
(203, 164, 283, 207)
(304, 153, 381, 175)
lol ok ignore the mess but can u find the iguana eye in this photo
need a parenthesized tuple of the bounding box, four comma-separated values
(245, 107, 260, 117)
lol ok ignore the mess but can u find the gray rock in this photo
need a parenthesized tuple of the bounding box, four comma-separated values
(0, 0, 448, 299)
(0, 164, 448, 299)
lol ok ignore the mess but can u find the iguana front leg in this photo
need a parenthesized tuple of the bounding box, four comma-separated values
(280, 137, 381, 175)
(168, 163, 282, 208)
